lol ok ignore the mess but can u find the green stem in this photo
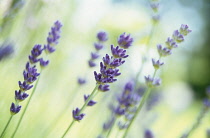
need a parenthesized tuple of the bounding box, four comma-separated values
(11, 71, 42, 138)
(61, 84, 99, 138)
(0, 115, 13, 138)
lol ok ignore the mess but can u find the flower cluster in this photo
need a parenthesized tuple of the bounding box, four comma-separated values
(10, 21, 62, 115)
(145, 24, 191, 88)
(150, 0, 161, 22)
(72, 33, 133, 121)
(94, 33, 133, 92)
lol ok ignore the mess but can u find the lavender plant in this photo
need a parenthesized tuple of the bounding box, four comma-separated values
(0, 43, 14, 61)
(61, 32, 133, 138)
(122, 24, 192, 138)
(0, 21, 62, 138)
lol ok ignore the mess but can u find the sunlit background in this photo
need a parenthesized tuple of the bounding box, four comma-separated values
(0, 0, 210, 138)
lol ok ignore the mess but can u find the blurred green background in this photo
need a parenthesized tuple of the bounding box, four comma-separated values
(0, 0, 209, 138)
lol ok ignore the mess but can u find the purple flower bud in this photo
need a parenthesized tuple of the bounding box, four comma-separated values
(84, 95, 97, 106)
(157, 44, 172, 57)
(10, 103, 21, 115)
(165, 37, 178, 49)
(72, 108, 85, 121)
(115, 106, 125, 116)
(144, 129, 154, 138)
(118, 33, 133, 49)
(152, 58, 164, 69)
(98, 84, 110, 92)
(0, 43, 14, 61)
(111, 45, 128, 58)
(78, 77, 86, 85)
(91, 52, 100, 60)
(44, 44, 56, 53)
(15, 90, 29, 102)
(97, 31, 108, 42)
(173, 30, 184, 43)
(118, 121, 128, 130)
(88, 60, 96, 67)
(124, 81, 133, 92)
(180, 24, 192, 36)
(144, 75, 161, 87)
(94, 43, 104, 51)
(39, 58, 49, 67)
(18, 81, 33, 91)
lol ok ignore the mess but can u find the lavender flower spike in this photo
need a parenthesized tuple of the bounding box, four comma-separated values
(45, 21, 62, 53)
(173, 30, 184, 43)
(180, 24, 192, 36)
(152, 58, 164, 69)
(118, 33, 133, 49)
(157, 44, 172, 57)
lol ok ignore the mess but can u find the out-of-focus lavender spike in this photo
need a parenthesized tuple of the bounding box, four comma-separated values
(97, 31, 108, 42)
(117, 33, 133, 49)
(145, 75, 161, 88)
(78, 77, 86, 85)
(180, 24, 192, 36)
(157, 44, 172, 57)
(0, 43, 14, 61)
(152, 58, 164, 70)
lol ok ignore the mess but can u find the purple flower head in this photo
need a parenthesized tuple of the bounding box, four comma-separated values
(84, 95, 97, 106)
(180, 24, 192, 36)
(45, 21, 62, 53)
(0, 43, 14, 61)
(97, 31, 108, 42)
(15, 90, 29, 102)
(10, 103, 21, 115)
(18, 81, 33, 91)
(115, 106, 125, 116)
(94, 43, 104, 51)
(29, 44, 44, 64)
(23, 62, 40, 83)
(39, 58, 49, 67)
(98, 84, 110, 92)
(203, 99, 210, 108)
(111, 45, 128, 58)
(78, 77, 86, 85)
(91, 52, 100, 60)
(44, 44, 56, 53)
(152, 58, 164, 70)
(165, 37, 178, 49)
(173, 30, 184, 43)
(124, 81, 133, 92)
(88, 60, 96, 67)
(72, 108, 85, 121)
(145, 75, 161, 88)
(103, 54, 125, 68)
(118, 33, 133, 49)
(157, 44, 172, 57)
(144, 129, 154, 138)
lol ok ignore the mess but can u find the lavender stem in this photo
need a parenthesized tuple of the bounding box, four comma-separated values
(0, 115, 13, 138)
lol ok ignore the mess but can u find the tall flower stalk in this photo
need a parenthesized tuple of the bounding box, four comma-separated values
(122, 24, 191, 138)
(61, 33, 133, 138)
(0, 21, 62, 138)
